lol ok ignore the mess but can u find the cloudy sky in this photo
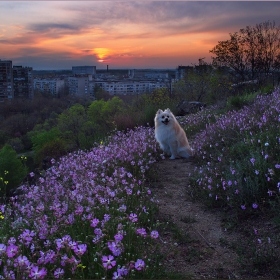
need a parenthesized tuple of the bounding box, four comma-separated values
(0, 1, 279, 70)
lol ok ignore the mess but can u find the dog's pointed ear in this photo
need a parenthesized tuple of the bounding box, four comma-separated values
(166, 108, 171, 112)
(156, 109, 163, 114)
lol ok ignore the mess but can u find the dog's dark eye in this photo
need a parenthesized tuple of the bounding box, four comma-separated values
(162, 116, 165, 118)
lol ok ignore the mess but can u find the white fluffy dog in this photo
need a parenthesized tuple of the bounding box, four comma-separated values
(154, 108, 194, 159)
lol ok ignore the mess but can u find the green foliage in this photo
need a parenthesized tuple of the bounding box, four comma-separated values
(57, 104, 89, 149)
(88, 96, 126, 135)
(30, 127, 61, 162)
(260, 84, 274, 95)
(0, 130, 7, 147)
(173, 62, 233, 105)
(132, 89, 176, 126)
(6, 137, 24, 153)
(0, 144, 28, 196)
(35, 138, 67, 167)
(227, 91, 258, 109)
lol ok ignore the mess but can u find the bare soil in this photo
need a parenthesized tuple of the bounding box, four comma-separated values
(149, 158, 242, 279)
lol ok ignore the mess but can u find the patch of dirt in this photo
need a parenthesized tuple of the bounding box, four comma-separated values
(150, 158, 242, 279)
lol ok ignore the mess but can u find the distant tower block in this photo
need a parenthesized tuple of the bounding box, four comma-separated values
(72, 66, 96, 77)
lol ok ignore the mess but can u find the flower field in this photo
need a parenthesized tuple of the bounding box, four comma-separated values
(0, 87, 280, 278)
(0, 127, 162, 279)
(184, 88, 280, 216)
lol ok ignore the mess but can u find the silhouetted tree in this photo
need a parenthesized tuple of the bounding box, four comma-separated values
(210, 20, 280, 83)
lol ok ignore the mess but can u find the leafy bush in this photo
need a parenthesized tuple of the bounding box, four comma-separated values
(6, 137, 24, 153)
(132, 89, 177, 126)
(30, 127, 61, 164)
(0, 144, 28, 196)
(35, 138, 67, 167)
(226, 91, 258, 109)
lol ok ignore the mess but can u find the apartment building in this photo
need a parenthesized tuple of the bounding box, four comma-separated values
(68, 75, 94, 96)
(72, 66, 96, 77)
(34, 78, 65, 96)
(13, 66, 34, 99)
(95, 80, 166, 95)
(0, 60, 13, 100)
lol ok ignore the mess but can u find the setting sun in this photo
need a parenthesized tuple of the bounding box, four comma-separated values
(94, 48, 110, 62)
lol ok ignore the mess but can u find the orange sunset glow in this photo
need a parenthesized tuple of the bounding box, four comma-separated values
(0, 1, 279, 70)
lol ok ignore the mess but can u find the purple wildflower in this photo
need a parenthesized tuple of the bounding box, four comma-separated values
(4, 268, 15, 279)
(94, 228, 102, 236)
(150, 230, 159, 239)
(118, 204, 127, 212)
(108, 241, 123, 256)
(129, 213, 138, 222)
(102, 255, 116, 269)
(54, 268, 64, 279)
(74, 244, 87, 256)
(29, 266, 47, 279)
(6, 244, 18, 258)
(136, 228, 147, 237)
(252, 203, 258, 209)
(14, 255, 30, 269)
(135, 259, 145, 270)
(8, 237, 16, 245)
(103, 214, 110, 222)
(114, 232, 123, 242)
(90, 218, 99, 227)
(0, 244, 6, 255)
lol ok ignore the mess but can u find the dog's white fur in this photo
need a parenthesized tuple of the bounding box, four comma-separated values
(154, 108, 194, 159)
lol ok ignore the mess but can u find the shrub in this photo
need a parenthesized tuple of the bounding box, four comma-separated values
(6, 137, 24, 153)
(30, 128, 61, 164)
(0, 144, 28, 196)
(227, 91, 258, 110)
(35, 138, 67, 167)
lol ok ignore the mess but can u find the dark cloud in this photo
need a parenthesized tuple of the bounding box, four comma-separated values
(10, 47, 101, 70)
(57, 1, 280, 40)
(65, 2, 280, 29)
(30, 23, 79, 33)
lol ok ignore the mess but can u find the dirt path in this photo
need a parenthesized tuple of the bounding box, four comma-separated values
(150, 158, 242, 279)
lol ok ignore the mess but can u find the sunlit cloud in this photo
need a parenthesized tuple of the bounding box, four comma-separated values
(0, 1, 279, 69)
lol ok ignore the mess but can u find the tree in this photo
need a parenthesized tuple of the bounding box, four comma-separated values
(30, 127, 61, 163)
(0, 144, 28, 196)
(173, 59, 232, 103)
(94, 85, 110, 101)
(88, 96, 125, 132)
(210, 20, 280, 83)
(57, 104, 88, 149)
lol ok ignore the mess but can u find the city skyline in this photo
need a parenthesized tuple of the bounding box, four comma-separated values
(0, 1, 279, 70)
